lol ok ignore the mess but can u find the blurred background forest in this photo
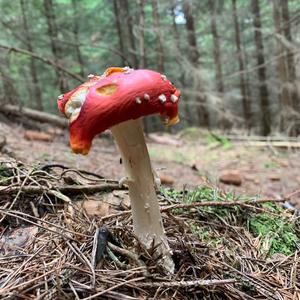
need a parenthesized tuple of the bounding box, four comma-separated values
(0, 0, 299, 135)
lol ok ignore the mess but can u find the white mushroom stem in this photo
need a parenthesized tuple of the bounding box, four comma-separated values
(110, 118, 174, 274)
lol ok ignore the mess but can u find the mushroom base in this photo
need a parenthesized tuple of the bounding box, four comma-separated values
(111, 119, 174, 274)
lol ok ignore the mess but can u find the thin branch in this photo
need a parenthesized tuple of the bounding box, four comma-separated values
(82, 277, 146, 300)
(0, 44, 84, 82)
(0, 208, 90, 239)
(0, 182, 124, 195)
(134, 278, 236, 288)
(161, 198, 286, 212)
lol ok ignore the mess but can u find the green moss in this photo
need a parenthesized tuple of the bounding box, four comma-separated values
(0, 164, 13, 185)
(187, 187, 235, 203)
(189, 223, 224, 247)
(264, 161, 280, 169)
(249, 213, 298, 256)
(160, 187, 182, 200)
(184, 187, 242, 218)
(0, 164, 11, 177)
(205, 133, 233, 149)
(162, 186, 299, 257)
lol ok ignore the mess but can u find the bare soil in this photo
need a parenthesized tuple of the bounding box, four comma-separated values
(1, 122, 299, 207)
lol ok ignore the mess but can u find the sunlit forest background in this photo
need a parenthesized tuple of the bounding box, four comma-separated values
(0, 0, 299, 135)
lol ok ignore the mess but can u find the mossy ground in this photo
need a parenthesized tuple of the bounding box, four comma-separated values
(161, 186, 300, 258)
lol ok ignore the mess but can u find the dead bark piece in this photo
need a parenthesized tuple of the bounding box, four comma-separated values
(24, 130, 54, 142)
(0, 182, 123, 195)
(219, 170, 242, 186)
(0, 104, 68, 128)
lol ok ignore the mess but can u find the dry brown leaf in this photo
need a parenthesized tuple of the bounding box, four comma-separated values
(0, 226, 38, 252)
(79, 200, 110, 217)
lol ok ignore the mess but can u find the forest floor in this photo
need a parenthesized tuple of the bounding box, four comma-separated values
(1, 122, 299, 208)
(1, 121, 300, 299)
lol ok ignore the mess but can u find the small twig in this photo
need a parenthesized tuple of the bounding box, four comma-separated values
(161, 198, 286, 212)
(0, 269, 57, 295)
(101, 197, 287, 222)
(66, 241, 96, 287)
(285, 189, 300, 200)
(82, 276, 146, 300)
(0, 244, 46, 290)
(0, 166, 32, 223)
(60, 168, 105, 180)
(211, 258, 279, 299)
(134, 278, 236, 288)
(29, 201, 40, 219)
(40, 163, 104, 180)
(105, 291, 140, 300)
(101, 210, 131, 221)
(0, 182, 125, 196)
(107, 242, 147, 271)
(107, 248, 128, 269)
(0, 208, 90, 239)
(69, 282, 80, 300)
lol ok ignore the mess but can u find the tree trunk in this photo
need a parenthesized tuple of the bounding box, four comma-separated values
(209, 0, 226, 129)
(232, 0, 251, 129)
(116, 0, 138, 68)
(137, 0, 151, 132)
(20, 0, 43, 111)
(208, 0, 224, 94)
(71, 0, 84, 78)
(280, 0, 299, 123)
(251, 0, 271, 135)
(112, 0, 126, 66)
(137, 0, 147, 69)
(170, 0, 180, 43)
(170, 0, 192, 126)
(151, 0, 164, 73)
(43, 0, 68, 93)
(182, 0, 199, 65)
(0, 59, 20, 106)
(182, 0, 210, 127)
(280, 0, 296, 82)
(272, 0, 292, 132)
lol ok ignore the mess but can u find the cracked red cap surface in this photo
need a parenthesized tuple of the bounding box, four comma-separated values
(57, 67, 181, 155)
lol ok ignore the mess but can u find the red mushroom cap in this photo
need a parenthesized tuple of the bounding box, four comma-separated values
(57, 67, 181, 155)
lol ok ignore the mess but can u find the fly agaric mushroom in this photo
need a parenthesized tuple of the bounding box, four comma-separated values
(57, 67, 180, 273)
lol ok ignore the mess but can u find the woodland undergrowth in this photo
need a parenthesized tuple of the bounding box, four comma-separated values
(0, 159, 299, 299)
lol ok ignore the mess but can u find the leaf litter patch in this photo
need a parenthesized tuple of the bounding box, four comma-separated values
(0, 159, 299, 299)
